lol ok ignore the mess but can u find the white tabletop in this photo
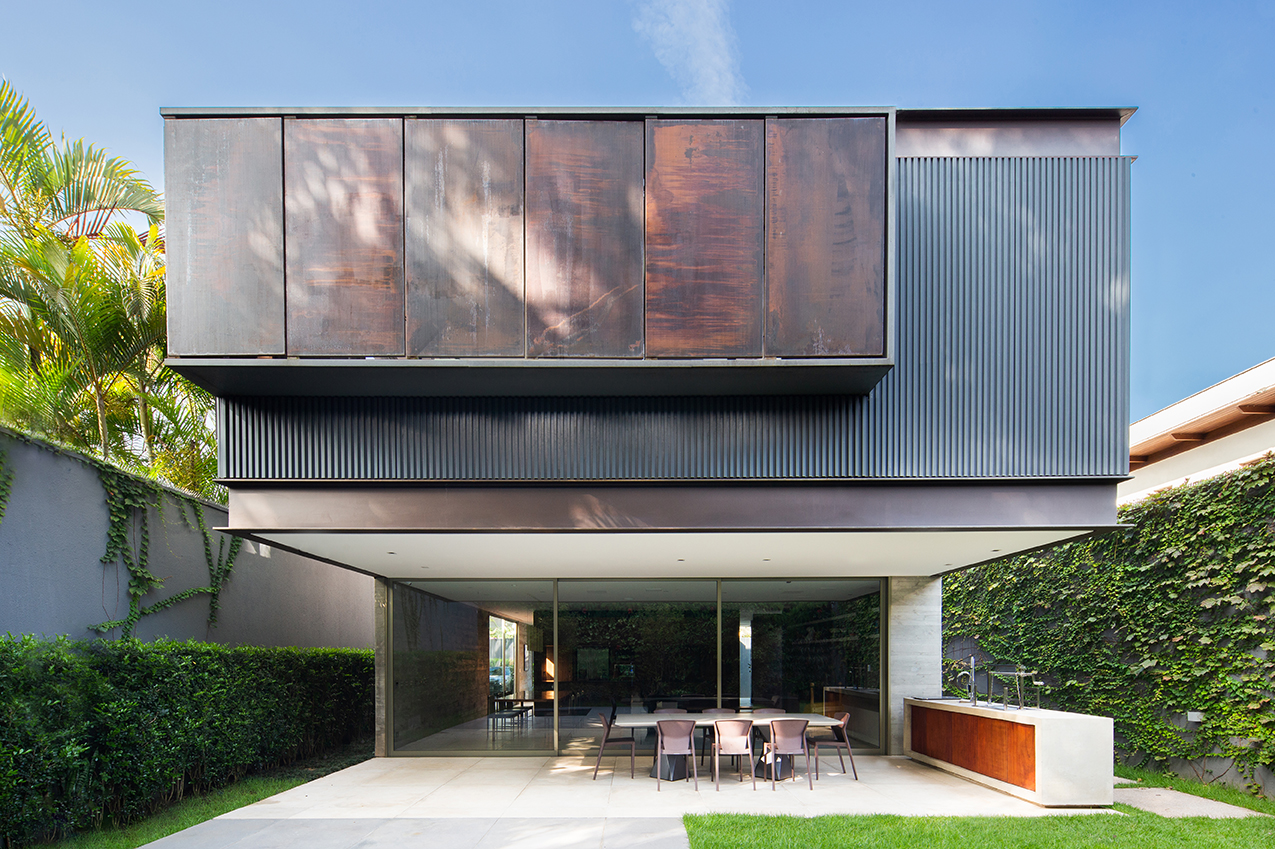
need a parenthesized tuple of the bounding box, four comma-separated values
(612, 712, 838, 728)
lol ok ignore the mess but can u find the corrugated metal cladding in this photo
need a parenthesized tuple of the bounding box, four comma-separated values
(220, 156, 1131, 482)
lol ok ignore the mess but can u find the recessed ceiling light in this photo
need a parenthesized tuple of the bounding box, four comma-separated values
(677, 558, 685, 562)
(387, 551, 396, 555)
(762, 558, 770, 562)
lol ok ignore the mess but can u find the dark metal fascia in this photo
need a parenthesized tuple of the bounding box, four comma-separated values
(220, 524, 1127, 535)
(161, 105, 897, 119)
(896, 107, 1137, 125)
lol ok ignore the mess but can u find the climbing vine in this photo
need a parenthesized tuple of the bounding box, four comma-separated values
(0, 429, 242, 637)
(944, 453, 1275, 794)
(91, 467, 241, 638)
(0, 447, 14, 525)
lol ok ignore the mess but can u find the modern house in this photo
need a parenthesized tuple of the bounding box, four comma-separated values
(162, 106, 1133, 761)
(1121, 356, 1275, 504)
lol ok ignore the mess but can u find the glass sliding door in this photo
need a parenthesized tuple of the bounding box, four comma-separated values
(390, 580, 555, 754)
(556, 580, 718, 753)
(722, 579, 883, 750)
(388, 577, 883, 756)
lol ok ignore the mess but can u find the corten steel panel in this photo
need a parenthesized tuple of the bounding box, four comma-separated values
(645, 119, 764, 357)
(766, 117, 887, 357)
(525, 120, 644, 357)
(405, 119, 525, 356)
(165, 118, 284, 355)
(284, 118, 405, 356)
(1008, 721, 1036, 790)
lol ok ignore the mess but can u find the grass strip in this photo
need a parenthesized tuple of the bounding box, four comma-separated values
(47, 776, 306, 849)
(1113, 765, 1275, 816)
(47, 736, 373, 849)
(684, 810, 1275, 849)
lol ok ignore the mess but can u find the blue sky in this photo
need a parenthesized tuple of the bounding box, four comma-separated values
(4, 0, 1271, 420)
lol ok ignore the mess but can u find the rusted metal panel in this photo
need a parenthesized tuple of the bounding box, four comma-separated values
(645, 119, 764, 357)
(165, 118, 284, 355)
(525, 120, 644, 357)
(284, 118, 404, 356)
(405, 119, 524, 356)
(766, 117, 887, 357)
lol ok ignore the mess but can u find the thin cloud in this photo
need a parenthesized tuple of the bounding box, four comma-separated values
(633, 0, 748, 105)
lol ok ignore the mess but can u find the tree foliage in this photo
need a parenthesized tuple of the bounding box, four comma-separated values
(0, 81, 220, 500)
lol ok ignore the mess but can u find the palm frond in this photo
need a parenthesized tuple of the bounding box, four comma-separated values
(0, 79, 53, 235)
(40, 139, 164, 237)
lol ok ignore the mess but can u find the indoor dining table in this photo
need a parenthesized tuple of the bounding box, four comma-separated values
(612, 712, 839, 780)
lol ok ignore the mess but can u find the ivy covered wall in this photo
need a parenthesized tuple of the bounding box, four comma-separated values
(944, 453, 1275, 796)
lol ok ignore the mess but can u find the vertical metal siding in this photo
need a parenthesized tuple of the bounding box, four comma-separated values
(220, 157, 1131, 482)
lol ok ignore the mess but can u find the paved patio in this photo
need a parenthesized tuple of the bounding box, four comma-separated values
(143, 754, 1111, 849)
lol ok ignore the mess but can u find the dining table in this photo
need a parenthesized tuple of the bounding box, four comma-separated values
(612, 712, 839, 780)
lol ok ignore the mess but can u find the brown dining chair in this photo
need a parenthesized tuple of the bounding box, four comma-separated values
(655, 719, 698, 791)
(752, 707, 786, 746)
(592, 712, 636, 780)
(763, 718, 812, 791)
(809, 712, 858, 780)
(712, 719, 755, 791)
(654, 708, 687, 714)
(700, 707, 734, 764)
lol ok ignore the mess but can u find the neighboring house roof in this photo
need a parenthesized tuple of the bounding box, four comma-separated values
(1120, 357, 1275, 503)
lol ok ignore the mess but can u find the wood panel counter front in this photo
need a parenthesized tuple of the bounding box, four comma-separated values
(904, 698, 1112, 807)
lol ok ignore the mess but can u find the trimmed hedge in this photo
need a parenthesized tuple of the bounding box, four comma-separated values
(0, 638, 373, 846)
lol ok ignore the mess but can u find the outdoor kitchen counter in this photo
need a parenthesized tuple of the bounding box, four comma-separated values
(904, 698, 1113, 807)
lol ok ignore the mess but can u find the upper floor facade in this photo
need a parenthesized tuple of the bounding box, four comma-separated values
(163, 106, 1133, 487)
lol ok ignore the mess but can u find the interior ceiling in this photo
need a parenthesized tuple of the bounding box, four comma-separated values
(251, 528, 1094, 580)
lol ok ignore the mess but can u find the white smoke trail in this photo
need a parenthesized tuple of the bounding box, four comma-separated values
(632, 0, 748, 105)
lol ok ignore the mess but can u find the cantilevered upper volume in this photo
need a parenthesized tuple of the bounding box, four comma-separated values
(164, 107, 897, 396)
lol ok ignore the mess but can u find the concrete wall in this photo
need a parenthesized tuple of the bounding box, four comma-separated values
(886, 576, 943, 754)
(0, 430, 372, 648)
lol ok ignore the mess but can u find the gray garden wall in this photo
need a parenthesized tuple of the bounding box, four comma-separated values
(0, 429, 373, 648)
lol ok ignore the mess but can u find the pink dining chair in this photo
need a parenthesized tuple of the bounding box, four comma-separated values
(592, 712, 636, 780)
(700, 707, 734, 764)
(763, 718, 812, 791)
(655, 719, 699, 792)
(712, 719, 756, 791)
(808, 711, 858, 780)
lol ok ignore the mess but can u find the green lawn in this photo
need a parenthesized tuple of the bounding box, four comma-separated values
(50, 776, 308, 849)
(684, 809, 1275, 849)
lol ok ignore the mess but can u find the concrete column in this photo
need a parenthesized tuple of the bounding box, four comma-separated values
(886, 576, 942, 754)
(374, 578, 389, 757)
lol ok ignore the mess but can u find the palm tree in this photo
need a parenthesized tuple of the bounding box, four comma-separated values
(0, 82, 221, 499)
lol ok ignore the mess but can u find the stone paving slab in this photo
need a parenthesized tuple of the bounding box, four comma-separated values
(141, 755, 1119, 848)
(1113, 787, 1268, 818)
(143, 817, 689, 849)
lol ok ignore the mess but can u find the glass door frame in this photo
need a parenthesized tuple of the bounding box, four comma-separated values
(385, 576, 886, 757)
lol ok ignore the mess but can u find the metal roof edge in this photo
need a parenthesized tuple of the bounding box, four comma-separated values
(896, 107, 1137, 125)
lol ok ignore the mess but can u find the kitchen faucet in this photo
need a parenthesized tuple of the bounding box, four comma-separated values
(954, 655, 977, 705)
